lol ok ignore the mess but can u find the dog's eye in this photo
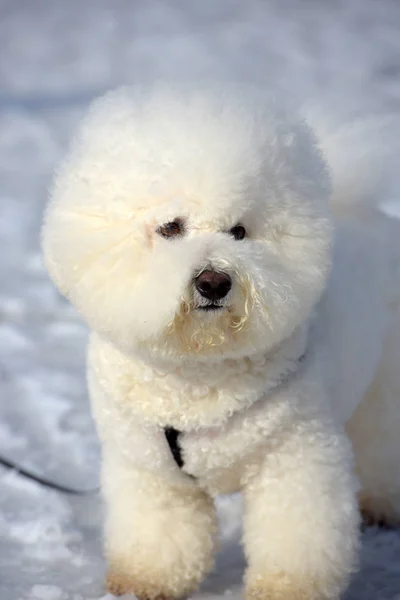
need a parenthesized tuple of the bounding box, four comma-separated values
(157, 219, 184, 239)
(229, 224, 246, 240)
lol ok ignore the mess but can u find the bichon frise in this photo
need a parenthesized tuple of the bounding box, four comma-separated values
(42, 82, 400, 600)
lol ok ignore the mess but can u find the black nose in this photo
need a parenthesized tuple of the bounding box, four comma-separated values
(195, 270, 232, 301)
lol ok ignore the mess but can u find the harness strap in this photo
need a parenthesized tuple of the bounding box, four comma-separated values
(164, 426, 184, 469)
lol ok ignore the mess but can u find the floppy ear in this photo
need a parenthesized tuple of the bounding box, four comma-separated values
(41, 162, 147, 338)
(41, 84, 153, 339)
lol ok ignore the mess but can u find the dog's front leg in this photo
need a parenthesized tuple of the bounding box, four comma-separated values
(103, 448, 217, 599)
(242, 416, 360, 600)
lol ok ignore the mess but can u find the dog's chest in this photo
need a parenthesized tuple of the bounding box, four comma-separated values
(161, 392, 289, 495)
(167, 424, 244, 494)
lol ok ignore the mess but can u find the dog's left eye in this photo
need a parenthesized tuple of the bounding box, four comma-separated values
(229, 224, 246, 240)
(157, 219, 184, 239)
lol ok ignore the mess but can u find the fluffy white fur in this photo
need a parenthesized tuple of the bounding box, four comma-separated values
(42, 82, 400, 600)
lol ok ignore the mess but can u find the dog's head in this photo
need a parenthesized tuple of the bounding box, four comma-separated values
(42, 84, 332, 362)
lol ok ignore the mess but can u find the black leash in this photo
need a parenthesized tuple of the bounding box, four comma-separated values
(0, 428, 187, 493)
(0, 455, 99, 495)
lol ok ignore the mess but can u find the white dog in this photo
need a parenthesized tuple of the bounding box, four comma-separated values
(42, 83, 400, 600)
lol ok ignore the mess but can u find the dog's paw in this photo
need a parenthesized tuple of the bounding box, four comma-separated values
(105, 569, 171, 599)
(105, 564, 192, 600)
(245, 572, 336, 600)
(359, 493, 400, 529)
(105, 569, 131, 596)
(361, 508, 395, 530)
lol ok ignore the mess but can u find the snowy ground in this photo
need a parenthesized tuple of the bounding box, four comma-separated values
(1, 1, 400, 598)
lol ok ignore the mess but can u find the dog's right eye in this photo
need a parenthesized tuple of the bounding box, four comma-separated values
(157, 219, 184, 239)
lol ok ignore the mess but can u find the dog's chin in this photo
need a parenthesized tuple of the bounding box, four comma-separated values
(140, 299, 254, 361)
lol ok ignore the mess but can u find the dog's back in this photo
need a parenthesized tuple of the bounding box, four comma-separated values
(309, 109, 400, 526)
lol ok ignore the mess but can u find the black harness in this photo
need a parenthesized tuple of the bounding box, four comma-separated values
(164, 427, 185, 469)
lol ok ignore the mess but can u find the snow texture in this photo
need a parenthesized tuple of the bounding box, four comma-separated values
(1, 1, 400, 598)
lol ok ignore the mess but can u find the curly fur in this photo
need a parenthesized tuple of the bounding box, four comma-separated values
(42, 82, 400, 599)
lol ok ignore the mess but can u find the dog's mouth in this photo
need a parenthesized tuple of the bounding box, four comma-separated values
(197, 303, 225, 312)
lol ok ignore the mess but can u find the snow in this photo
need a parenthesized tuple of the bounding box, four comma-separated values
(1, 1, 400, 598)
